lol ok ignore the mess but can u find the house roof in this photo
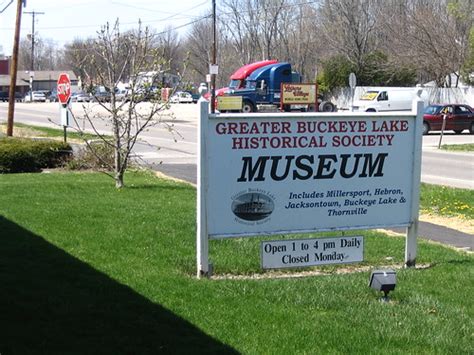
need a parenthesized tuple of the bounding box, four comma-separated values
(0, 75, 28, 87)
(17, 70, 78, 82)
(0, 70, 78, 88)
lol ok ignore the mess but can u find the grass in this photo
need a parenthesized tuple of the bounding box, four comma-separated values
(420, 183, 474, 219)
(0, 171, 472, 354)
(0, 122, 107, 141)
(441, 143, 474, 152)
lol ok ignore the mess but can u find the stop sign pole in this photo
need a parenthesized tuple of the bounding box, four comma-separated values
(57, 73, 71, 142)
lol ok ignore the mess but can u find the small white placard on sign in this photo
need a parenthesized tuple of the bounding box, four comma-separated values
(261, 236, 363, 269)
(60, 106, 70, 126)
(209, 64, 219, 75)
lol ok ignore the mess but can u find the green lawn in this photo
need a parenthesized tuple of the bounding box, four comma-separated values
(420, 183, 474, 219)
(0, 171, 472, 354)
(1, 122, 107, 141)
(441, 143, 474, 152)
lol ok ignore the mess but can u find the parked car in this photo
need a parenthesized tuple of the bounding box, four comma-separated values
(24, 91, 46, 102)
(37, 90, 51, 98)
(92, 91, 111, 102)
(115, 88, 128, 102)
(71, 91, 91, 102)
(185, 91, 200, 103)
(47, 89, 58, 102)
(3, 92, 23, 102)
(0, 91, 9, 102)
(170, 91, 193, 104)
(423, 104, 474, 135)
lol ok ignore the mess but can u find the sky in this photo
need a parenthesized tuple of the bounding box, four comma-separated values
(0, 0, 211, 56)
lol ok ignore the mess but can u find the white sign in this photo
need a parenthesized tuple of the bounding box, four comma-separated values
(209, 64, 219, 75)
(261, 236, 364, 269)
(197, 101, 424, 276)
(349, 72, 357, 89)
(60, 106, 70, 126)
(206, 115, 416, 237)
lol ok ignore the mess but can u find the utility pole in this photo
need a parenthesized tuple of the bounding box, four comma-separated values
(7, 0, 25, 137)
(24, 10, 45, 71)
(210, 0, 216, 113)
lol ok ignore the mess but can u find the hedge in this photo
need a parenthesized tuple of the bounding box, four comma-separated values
(0, 138, 72, 173)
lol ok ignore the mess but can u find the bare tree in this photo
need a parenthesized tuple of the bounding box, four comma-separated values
(155, 26, 183, 75)
(221, 0, 287, 61)
(318, 0, 381, 73)
(18, 36, 61, 71)
(71, 21, 177, 188)
(183, 16, 214, 84)
(62, 38, 98, 79)
(382, 0, 473, 86)
(274, 0, 321, 79)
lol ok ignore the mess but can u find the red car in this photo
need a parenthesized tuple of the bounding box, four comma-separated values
(423, 104, 474, 135)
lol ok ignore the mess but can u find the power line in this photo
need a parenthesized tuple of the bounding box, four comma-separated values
(0, 1, 321, 45)
(0, 0, 13, 13)
(0, 12, 209, 31)
(110, 0, 208, 18)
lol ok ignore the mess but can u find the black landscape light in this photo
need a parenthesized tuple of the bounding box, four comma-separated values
(369, 269, 396, 301)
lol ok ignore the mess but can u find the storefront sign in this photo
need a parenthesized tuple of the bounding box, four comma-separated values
(281, 83, 317, 105)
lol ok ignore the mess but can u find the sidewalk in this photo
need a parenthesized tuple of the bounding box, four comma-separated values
(389, 222, 473, 252)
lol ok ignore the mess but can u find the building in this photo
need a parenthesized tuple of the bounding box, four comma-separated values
(0, 70, 78, 96)
(0, 57, 9, 75)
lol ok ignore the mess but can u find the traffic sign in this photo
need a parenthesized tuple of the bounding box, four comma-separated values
(57, 73, 71, 105)
(349, 72, 357, 89)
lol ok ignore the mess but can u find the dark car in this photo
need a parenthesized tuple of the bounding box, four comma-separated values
(191, 93, 200, 103)
(184, 90, 200, 103)
(0, 91, 22, 102)
(0, 91, 8, 102)
(423, 104, 474, 135)
(92, 91, 111, 103)
(48, 89, 58, 102)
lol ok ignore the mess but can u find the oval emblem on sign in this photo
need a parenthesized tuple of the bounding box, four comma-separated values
(231, 192, 274, 221)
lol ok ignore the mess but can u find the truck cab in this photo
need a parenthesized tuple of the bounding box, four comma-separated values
(205, 59, 277, 100)
(226, 62, 301, 112)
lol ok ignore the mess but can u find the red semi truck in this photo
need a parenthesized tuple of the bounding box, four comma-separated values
(207, 60, 336, 112)
(204, 59, 277, 100)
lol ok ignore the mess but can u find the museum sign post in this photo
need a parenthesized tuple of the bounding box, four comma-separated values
(197, 100, 424, 277)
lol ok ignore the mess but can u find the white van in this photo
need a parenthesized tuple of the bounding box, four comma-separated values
(353, 88, 424, 112)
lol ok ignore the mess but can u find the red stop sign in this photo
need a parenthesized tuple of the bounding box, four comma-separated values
(57, 73, 71, 104)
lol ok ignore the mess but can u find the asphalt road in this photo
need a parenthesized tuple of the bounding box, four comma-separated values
(1, 102, 472, 251)
(1, 102, 473, 189)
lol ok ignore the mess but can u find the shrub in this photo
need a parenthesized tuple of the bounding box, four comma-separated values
(66, 141, 115, 171)
(0, 138, 72, 173)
